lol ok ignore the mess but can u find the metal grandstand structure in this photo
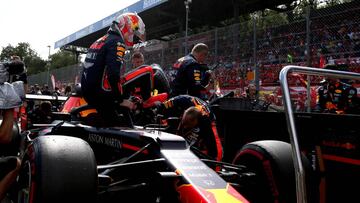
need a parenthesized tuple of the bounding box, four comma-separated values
(54, 0, 294, 49)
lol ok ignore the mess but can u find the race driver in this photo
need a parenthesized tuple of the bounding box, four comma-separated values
(158, 95, 223, 161)
(81, 13, 146, 126)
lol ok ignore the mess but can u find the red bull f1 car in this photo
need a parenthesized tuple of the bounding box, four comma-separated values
(13, 65, 307, 203)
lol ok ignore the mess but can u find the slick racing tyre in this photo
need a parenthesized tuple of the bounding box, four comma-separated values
(17, 135, 97, 203)
(232, 140, 312, 203)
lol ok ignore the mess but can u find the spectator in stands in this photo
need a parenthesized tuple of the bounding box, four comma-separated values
(64, 85, 72, 97)
(131, 52, 145, 69)
(34, 84, 42, 95)
(41, 84, 51, 95)
(245, 83, 258, 100)
(234, 88, 242, 98)
(170, 43, 212, 100)
(81, 12, 145, 126)
(53, 87, 61, 96)
(28, 85, 35, 94)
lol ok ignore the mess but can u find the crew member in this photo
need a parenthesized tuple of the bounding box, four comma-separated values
(170, 43, 211, 100)
(158, 95, 223, 161)
(131, 52, 145, 69)
(316, 64, 349, 113)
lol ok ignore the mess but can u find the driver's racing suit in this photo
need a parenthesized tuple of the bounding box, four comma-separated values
(81, 31, 126, 125)
(159, 95, 223, 161)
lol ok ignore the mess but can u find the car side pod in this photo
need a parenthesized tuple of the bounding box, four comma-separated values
(161, 148, 249, 203)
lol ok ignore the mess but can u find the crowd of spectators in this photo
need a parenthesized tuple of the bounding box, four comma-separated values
(27, 83, 73, 97)
(141, 1, 360, 90)
(26, 3, 360, 96)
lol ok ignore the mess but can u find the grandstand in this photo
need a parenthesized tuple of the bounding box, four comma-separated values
(29, 0, 360, 93)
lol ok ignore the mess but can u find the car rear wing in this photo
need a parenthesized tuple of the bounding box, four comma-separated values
(279, 66, 360, 203)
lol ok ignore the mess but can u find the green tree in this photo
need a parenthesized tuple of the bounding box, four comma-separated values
(26, 56, 47, 75)
(0, 44, 16, 60)
(0, 42, 47, 74)
(49, 50, 77, 70)
(259, 9, 289, 28)
(294, 0, 350, 13)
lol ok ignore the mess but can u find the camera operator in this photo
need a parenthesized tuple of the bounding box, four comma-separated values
(8, 56, 27, 93)
(0, 59, 25, 201)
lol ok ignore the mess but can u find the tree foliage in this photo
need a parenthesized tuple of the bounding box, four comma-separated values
(0, 43, 78, 75)
(258, 10, 289, 28)
(0, 42, 47, 75)
(49, 50, 77, 70)
(291, 0, 352, 14)
(26, 57, 47, 74)
(0, 42, 34, 61)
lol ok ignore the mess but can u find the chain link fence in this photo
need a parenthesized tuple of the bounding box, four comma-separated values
(142, 0, 360, 89)
(29, 1, 360, 94)
(28, 64, 82, 87)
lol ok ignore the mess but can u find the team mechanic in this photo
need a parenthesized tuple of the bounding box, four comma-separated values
(81, 12, 146, 126)
(316, 64, 359, 114)
(157, 95, 223, 161)
(170, 43, 212, 101)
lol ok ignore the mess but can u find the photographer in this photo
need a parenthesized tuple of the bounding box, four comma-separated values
(8, 56, 27, 93)
(0, 59, 25, 201)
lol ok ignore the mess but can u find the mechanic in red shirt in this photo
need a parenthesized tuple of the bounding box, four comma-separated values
(81, 13, 146, 126)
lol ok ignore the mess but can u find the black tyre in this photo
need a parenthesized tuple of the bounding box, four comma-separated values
(232, 140, 311, 203)
(17, 135, 97, 203)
